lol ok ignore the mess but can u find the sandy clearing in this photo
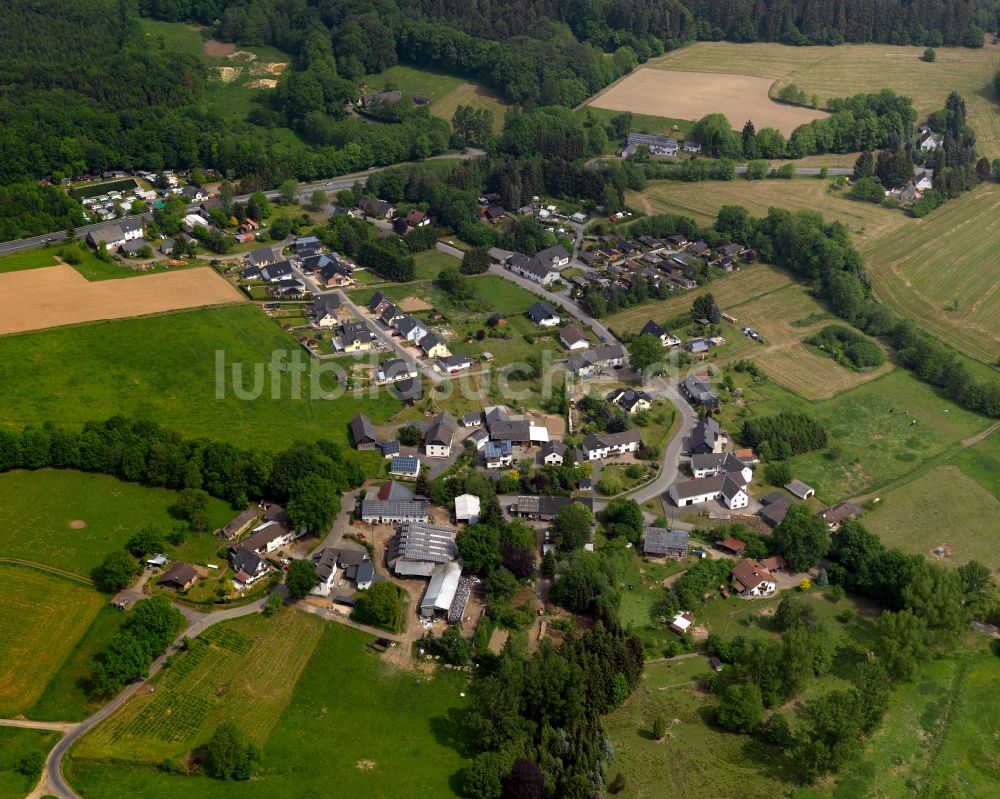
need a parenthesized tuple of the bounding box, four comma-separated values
(216, 66, 241, 83)
(588, 67, 828, 136)
(227, 50, 257, 62)
(266, 62, 287, 75)
(397, 296, 432, 312)
(0, 265, 245, 336)
(246, 79, 278, 89)
(203, 39, 236, 58)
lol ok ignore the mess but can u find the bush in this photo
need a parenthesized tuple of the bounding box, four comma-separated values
(923, 48, 936, 62)
(14, 752, 44, 778)
(652, 716, 667, 740)
(203, 723, 258, 781)
(828, 584, 846, 602)
(97, 549, 138, 591)
(353, 581, 405, 631)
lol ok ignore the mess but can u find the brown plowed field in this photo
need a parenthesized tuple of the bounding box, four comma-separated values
(0, 265, 245, 335)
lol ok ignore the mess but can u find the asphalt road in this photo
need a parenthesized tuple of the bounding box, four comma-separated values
(0, 150, 485, 256)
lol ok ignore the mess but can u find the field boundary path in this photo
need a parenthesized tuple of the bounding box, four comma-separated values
(0, 557, 96, 587)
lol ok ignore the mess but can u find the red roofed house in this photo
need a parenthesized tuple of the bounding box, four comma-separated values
(731, 560, 777, 597)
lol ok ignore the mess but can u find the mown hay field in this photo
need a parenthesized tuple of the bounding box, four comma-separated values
(647, 42, 1000, 158)
(858, 182, 1000, 363)
(588, 67, 828, 135)
(0, 565, 104, 716)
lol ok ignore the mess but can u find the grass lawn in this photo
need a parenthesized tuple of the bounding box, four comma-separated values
(430, 81, 510, 133)
(68, 620, 471, 798)
(619, 551, 700, 656)
(413, 249, 461, 281)
(0, 246, 198, 281)
(0, 304, 401, 460)
(74, 608, 325, 765)
(626, 178, 906, 246)
(858, 183, 1000, 363)
(952, 427, 1000, 499)
(717, 368, 993, 503)
(0, 470, 232, 577)
(29, 606, 129, 722)
(647, 42, 1000, 159)
(863, 464, 1000, 569)
(0, 728, 59, 799)
(0, 564, 104, 717)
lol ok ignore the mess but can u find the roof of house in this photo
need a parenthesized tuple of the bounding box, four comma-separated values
(559, 325, 588, 346)
(527, 301, 559, 323)
(313, 293, 341, 315)
(219, 508, 257, 540)
(390, 376, 423, 401)
(535, 244, 569, 265)
(380, 440, 400, 456)
(759, 555, 787, 572)
(485, 440, 513, 459)
(509, 253, 556, 280)
(261, 260, 294, 281)
(419, 332, 448, 354)
(721, 476, 747, 501)
(607, 388, 652, 412)
(586, 428, 643, 451)
(350, 413, 378, 445)
(230, 548, 265, 576)
(541, 441, 567, 458)
(640, 319, 664, 338)
(759, 490, 789, 506)
(438, 354, 471, 370)
(390, 454, 420, 473)
(158, 562, 198, 588)
(340, 320, 370, 343)
(425, 412, 456, 447)
(671, 474, 725, 499)
(731, 559, 775, 591)
(644, 527, 689, 554)
(345, 560, 375, 585)
(461, 411, 482, 426)
(759, 497, 793, 527)
(367, 291, 389, 312)
(394, 315, 425, 336)
(819, 502, 864, 525)
(378, 481, 414, 501)
(488, 418, 531, 442)
(379, 357, 413, 380)
(405, 209, 426, 225)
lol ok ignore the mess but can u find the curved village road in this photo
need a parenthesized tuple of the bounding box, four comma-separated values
(35, 595, 270, 799)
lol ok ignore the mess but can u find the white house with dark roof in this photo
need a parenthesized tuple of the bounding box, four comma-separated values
(668, 474, 748, 509)
(581, 429, 642, 460)
(261, 260, 294, 283)
(541, 441, 567, 465)
(508, 253, 559, 285)
(527, 301, 561, 327)
(86, 218, 144, 250)
(535, 244, 570, 269)
(377, 358, 417, 383)
(424, 412, 457, 458)
(395, 314, 428, 343)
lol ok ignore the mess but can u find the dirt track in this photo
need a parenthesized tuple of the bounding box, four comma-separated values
(0, 265, 245, 336)
(588, 67, 828, 136)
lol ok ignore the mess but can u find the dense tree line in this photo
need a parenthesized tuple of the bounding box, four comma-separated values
(0, 416, 364, 532)
(91, 595, 184, 695)
(805, 325, 886, 369)
(464, 621, 644, 798)
(739, 413, 829, 457)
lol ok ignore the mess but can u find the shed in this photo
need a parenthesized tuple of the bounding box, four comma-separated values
(784, 479, 815, 500)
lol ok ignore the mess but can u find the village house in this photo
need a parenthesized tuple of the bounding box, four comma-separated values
(508, 495, 594, 521)
(559, 324, 590, 351)
(461, 411, 482, 428)
(730, 559, 777, 597)
(389, 454, 421, 478)
(85, 218, 144, 250)
(640, 319, 681, 348)
(690, 451, 753, 483)
(158, 562, 199, 591)
(527, 301, 561, 327)
(758, 491, 794, 528)
(335, 321, 373, 353)
(682, 372, 719, 409)
(485, 440, 514, 469)
(377, 358, 417, 383)
(581, 429, 643, 460)
(566, 344, 627, 377)
(668, 474, 749, 509)
(367, 291, 393, 316)
(669, 611, 696, 635)
(437, 354, 473, 374)
(541, 441, 567, 466)
(508, 253, 560, 286)
(260, 260, 294, 283)
(359, 198, 396, 219)
(818, 502, 864, 531)
(424, 412, 457, 458)
(312, 293, 341, 328)
(606, 387, 653, 414)
(620, 132, 678, 158)
(690, 417, 727, 455)
(216, 508, 258, 542)
(394, 314, 428, 343)
(419, 332, 451, 359)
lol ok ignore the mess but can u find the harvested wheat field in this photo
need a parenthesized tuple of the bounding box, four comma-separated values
(0, 265, 244, 335)
(588, 68, 828, 136)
